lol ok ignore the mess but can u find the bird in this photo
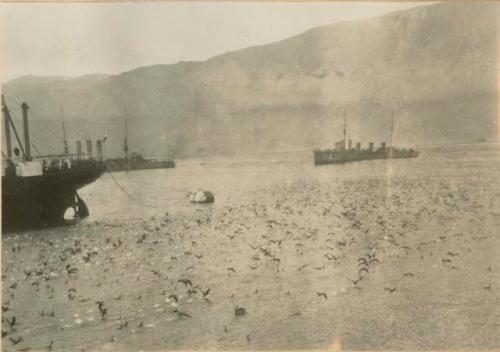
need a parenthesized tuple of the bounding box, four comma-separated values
(9, 336, 23, 345)
(82, 253, 92, 263)
(358, 267, 369, 275)
(66, 264, 78, 275)
(270, 239, 283, 246)
(151, 270, 161, 277)
(235, 306, 246, 316)
(118, 321, 129, 330)
(173, 308, 191, 318)
(349, 277, 363, 286)
(357, 258, 368, 266)
(137, 233, 147, 243)
(6, 316, 16, 327)
(384, 287, 396, 293)
(2, 303, 9, 313)
(201, 289, 211, 297)
(297, 264, 308, 272)
(95, 301, 107, 318)
(447, 251, 460, 257)
(178, 279, 193, 287)
(324, 254, 338, 261)
(227, 267, 236, 273)
(316, 292, 328, 299)
(168, 294, 179, 302)
(403, 272, 414, 277)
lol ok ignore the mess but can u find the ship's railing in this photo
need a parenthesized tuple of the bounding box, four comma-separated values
(30, 154, 105, 174)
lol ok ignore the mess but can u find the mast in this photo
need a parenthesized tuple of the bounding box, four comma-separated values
(389, 110, 395, 158)
(21, 102, 31, 160)
(390, 111, 394, 148)
(2, 96, 26, 158)
(123, 112, 129, 160)
(343, 117, 347, 149)
(61, 104, 69, 156)
(343, 107, 347, 150)
(2, 95, 13, 157)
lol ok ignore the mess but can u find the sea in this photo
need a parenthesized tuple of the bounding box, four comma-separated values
(81, 143, 500, 222)
(3, 143, 500, 351)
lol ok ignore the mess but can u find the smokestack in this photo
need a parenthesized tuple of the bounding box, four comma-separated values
(381, 142, 386, 150)
(356, 142, 361, 152)
(369, 142, 374, 152)
(21, 102, 31, 160)
(76, 141, 83, 157)
(86, 140, 93, 158)
(96, 140, 103, 160)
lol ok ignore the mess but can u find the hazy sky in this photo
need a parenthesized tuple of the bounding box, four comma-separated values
(1, 2, 429, 82)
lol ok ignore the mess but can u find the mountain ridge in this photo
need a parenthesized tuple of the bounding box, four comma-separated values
(3, 2, 497, 159)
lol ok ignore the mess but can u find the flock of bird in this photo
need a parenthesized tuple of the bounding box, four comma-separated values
(2, 169, 499, 350)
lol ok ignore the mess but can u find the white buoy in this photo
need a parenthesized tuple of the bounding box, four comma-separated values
(188, 189, 214, 203)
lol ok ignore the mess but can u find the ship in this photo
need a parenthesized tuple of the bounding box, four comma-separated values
(105, 113, 175, 172)
(106, 153, 175, 172)
(2, 96, 106, 230)
(314, 110, 419, 166)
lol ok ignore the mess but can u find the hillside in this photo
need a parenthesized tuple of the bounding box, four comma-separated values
(3, 2, 497, 158)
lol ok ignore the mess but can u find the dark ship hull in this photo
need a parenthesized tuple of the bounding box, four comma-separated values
(2, 163, 106, 230)
(106, 159, 175, 172)
(314, 148, 419, 166)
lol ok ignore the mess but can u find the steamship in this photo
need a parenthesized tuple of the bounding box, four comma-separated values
(314, 113, 419, 166)
(106, 154, 175, 172)
(104, 114, 175, 172)
(2, 96, 106, 230)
